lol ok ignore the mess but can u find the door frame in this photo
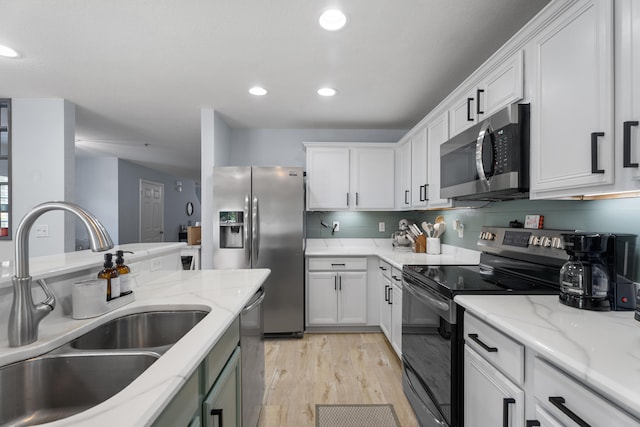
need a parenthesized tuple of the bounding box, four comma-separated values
(139, 179, 165, 242)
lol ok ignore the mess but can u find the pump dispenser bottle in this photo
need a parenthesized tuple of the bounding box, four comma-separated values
(98, 253, 120, 300)
(115, 250, 133, 295)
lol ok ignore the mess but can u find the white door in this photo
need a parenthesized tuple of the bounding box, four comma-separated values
(306, 147, 350, 210)
(427, 111, 451, 208)
(337, 271, 367, 324)
(411, 127, 428, 207)
(351, 147, 395, 210)
(379, 276, 392, 341)
(140, 179, 164, 242)
(396, 140, 412, 209)
(307, 272, 338, 325)
(390, 282, 402, 358)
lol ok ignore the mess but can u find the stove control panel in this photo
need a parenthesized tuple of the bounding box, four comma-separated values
(477, 226, 571, 260)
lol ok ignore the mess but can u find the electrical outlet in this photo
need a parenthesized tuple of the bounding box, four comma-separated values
(378, 221, 385, 232)
(332, 221, 340, 232)
(35, 224, 49, 238)
(457, 223, 464, 238)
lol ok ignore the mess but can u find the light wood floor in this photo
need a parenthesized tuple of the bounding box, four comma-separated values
(258, 333, 419, 427)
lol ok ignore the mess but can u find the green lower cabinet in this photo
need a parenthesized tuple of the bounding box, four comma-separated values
(202, 347, 242, 427)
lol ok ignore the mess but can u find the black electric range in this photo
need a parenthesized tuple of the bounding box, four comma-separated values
(401, 226, 571, 427)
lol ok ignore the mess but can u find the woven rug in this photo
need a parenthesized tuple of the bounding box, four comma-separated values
(316, 404, 400, 427)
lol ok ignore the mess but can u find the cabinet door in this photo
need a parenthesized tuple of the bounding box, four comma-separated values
(480, 50, 524, 118)
(337, 271, 367, 324)
(411, 127, 428, 207)
(351, 147, 395, 210)
(464, 346, 524, 427)
(306, 147, 350, 209)
(615, 0, 640, 185)
(379, 275, 392, 341)
(203, 347, 241, 427)
(396, 140, 412, 209)
(426, 111, 452, 208)
(390, 282, 402, 358)
(449, 89, 478, 137)
(307, 272, 338, 325)
(530, 0, 614, 197)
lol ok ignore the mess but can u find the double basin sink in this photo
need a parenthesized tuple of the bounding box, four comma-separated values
(0, 309, 208, 426)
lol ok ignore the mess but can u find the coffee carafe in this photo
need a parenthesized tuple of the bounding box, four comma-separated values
(559, 233, 612, 311)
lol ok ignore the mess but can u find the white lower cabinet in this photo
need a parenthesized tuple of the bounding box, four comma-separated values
(390, 279, 402, 357)
(464, 346, 524, 427)
(306, 258, 367, 326)
(153, 318, 241, 427)
(378, 261, 402, 359)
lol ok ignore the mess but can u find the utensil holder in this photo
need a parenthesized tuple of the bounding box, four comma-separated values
(427, 237, 441, 255)
(415, 235, 426, 253)
(72, 279, 135, 319)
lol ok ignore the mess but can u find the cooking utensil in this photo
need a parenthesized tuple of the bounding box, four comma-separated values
(422, 222, 434, 238)
(435, 215, 445, 224)
(411, 224, 423, 236)
(434, 222, 446, 238)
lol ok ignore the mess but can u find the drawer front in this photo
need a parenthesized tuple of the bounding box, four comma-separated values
(203, 317, 240, 390)
(378, 260, 391, 279)
(390, 267, 403, 288)
(464, 313, 524, 385)
(534, 357, 640, 427)
(308, 257, 367, 271)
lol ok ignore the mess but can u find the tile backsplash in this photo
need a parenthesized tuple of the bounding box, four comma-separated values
(306, 197, 640, 280)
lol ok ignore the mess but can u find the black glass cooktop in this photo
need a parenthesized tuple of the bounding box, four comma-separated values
(403, 255, 562, 299)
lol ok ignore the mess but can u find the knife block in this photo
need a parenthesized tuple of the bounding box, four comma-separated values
(414, 235, 426, 253)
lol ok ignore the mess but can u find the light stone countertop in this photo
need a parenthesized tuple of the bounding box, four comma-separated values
(455, 294, 640, 420)
(305, 238, 481, 268)
(0, 268, 270, 426)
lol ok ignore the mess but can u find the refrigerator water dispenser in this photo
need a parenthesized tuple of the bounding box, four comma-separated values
(219, 211, 244, 248)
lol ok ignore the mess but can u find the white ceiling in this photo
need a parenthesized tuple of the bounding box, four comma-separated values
(0, 0, 551, 181)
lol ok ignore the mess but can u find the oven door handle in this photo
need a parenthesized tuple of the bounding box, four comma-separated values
(403, 361, 448, 426)
(403, 279, 450, 312)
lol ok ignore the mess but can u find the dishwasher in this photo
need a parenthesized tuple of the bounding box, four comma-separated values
(241, 286, 265, 427)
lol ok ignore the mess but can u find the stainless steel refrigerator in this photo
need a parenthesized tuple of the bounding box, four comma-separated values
(212, 166, 304, 336)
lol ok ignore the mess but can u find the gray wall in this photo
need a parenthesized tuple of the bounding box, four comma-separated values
(229, 129, 407, 167)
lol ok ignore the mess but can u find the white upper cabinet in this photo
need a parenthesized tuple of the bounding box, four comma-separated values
(426, 111, 452, 208)
(411, 126, 428, 207)
(529, 0, 614, 197)
(614, 0, 640, 189)
(396, 139, 412, 209)
(449, 50, 524, 139)
(305, 143, 395, 211)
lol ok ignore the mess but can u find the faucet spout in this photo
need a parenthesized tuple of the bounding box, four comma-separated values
(8, 201, 114, 347)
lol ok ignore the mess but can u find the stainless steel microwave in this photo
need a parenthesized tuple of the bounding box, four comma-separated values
(440, 103, 530, 200)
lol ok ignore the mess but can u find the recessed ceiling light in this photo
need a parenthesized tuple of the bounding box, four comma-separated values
(0, 44, 19, 58)
(317, 87, 337, 97)
(319, 9, 347, 31)
(249, 86, 268, 96)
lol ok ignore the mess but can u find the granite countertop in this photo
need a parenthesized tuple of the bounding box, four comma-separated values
(305, 238, 481, 268)
(455, 294, 640, 420)
(0, 268, 270, 426)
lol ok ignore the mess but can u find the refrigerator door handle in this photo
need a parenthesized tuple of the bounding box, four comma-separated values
(244, 194, 251, 267)
(252, 195, 260, 264)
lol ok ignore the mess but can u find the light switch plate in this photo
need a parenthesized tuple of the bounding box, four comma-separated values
(35, 224, 49, 238)
(332, 221, 340, 232)
(379, 222, 385, 232)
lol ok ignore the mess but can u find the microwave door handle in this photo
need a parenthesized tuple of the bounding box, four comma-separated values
(476, 122, 492, 191)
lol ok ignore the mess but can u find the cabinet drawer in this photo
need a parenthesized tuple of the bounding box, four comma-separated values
(308, 257, 367, 271)
(378, 260, 391, 279)
(464, 313, 524, 385)
(203, 317, 240, 390)
(534, 357, 640, 427)
(390, 267, 403, 287)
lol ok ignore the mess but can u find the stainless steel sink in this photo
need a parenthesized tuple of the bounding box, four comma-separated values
(70, 310, 208, 353)
(0, 352, 158, 426)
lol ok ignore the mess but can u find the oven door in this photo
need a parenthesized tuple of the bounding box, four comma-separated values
(402, 274, 460, 427)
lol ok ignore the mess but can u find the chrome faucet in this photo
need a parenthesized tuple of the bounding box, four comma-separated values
(8, 201, 114, 347)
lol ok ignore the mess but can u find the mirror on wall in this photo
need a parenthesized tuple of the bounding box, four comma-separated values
(0, 99, 11, 240)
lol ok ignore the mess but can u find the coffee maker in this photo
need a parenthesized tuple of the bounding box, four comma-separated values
(559, 232, 636, 311)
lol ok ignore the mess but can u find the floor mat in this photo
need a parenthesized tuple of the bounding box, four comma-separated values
(315, 404, 401, 427)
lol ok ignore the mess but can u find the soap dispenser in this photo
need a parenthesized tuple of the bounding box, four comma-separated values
(115, 250, 133, 295)
(98, 253, 120, 300)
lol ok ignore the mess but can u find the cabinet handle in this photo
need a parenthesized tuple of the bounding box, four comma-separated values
(467, 97, 474, 122)
(355, 192, 359, 206)
(334, 275, 337, 291)
(476, 89, 484, 115)
(331, 263, 346, 267)
(623, 121, 639, 168)
(502, 398, 515, 427)
(388, 288, 393, 305)
(590, 132, 605, 174)
(211, 408, 224, 427)
(526, 421, 541, 427)
(346, 192, 349, 206)
(339, 275, 342, 290)
(404, 190, 409, 205)
(379, 266, 388, 271)
(384, 285, 389, 302)
(418, 185, 424, 201)
(548, 396, 591, 427)
(424, 183, 429, 201)
(468, 333, 498, 352)
(392, 275, 401, 282)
